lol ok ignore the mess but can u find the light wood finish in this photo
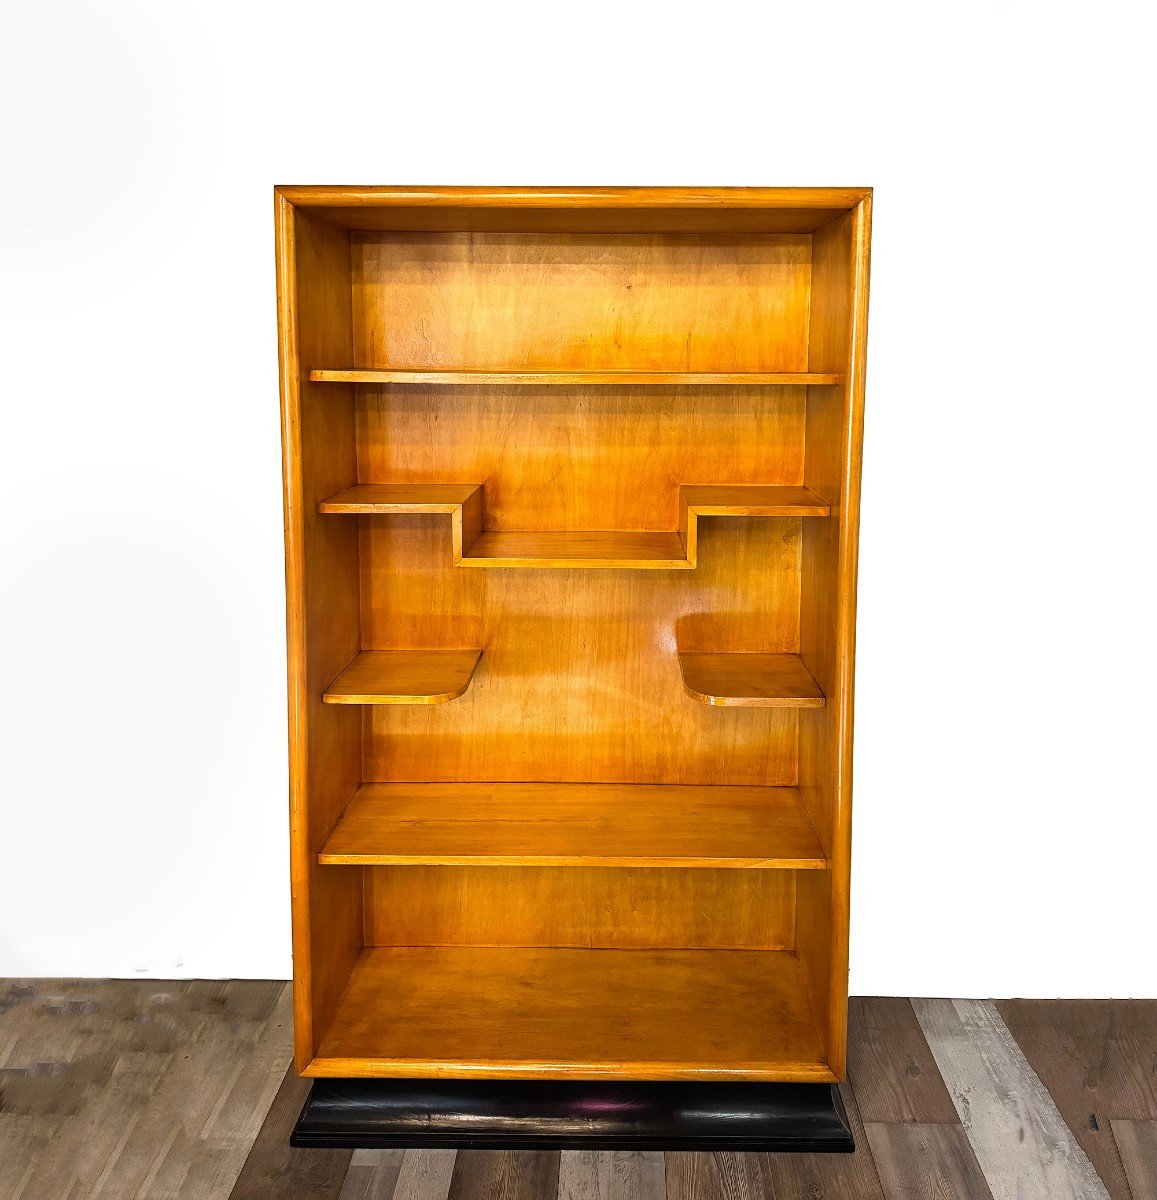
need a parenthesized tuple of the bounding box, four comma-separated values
(361, 520, 803, 784)
(364, 865, 797, 950)
(795, 195, 873, 1078)
(679, 651, 825, 707)
(353, 232, 812, 372)
(322, 482, 827, 571)
(318, 783, 825, 868)
(460, 530, 693, 569)
(278, 185, 871, 234)
(276, 197, 363, 1073)
(276, 186, 872, 1085)
(680, 483, 830, 516)
(914, 999, 1113, 1200)
(319, 484, 482, 562)
(558, 1150, 665, 1200)
(322, 650, 482, 705)
(312, 368, 840, 385)
(308, 947, 832, 1081)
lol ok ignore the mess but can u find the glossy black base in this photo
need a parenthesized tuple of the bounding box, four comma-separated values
(290, 1078, 854, 1151)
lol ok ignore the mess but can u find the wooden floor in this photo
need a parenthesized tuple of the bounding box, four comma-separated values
(1, 983, 1154, 1199)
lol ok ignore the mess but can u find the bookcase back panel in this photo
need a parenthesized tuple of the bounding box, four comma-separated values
(352, 232, 811, 372)
(356, 385, 805, 530)
(364, 866, 795, 950)
(359, 515, 802, 784)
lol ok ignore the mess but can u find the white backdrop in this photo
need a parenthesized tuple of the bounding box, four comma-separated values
(1, 0, 1153, 996)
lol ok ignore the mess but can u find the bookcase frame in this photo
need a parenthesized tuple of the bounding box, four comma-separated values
(275, 185, 871, 1145)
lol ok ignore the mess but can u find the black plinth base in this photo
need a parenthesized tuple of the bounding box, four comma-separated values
(291, 1078, 854, 1152)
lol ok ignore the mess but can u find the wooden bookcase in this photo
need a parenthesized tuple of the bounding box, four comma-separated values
(275, 186, 872, 1147)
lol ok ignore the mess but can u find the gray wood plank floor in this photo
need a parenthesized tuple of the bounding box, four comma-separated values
(1, 983, 1154, 1199)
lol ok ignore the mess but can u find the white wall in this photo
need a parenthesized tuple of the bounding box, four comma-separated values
(1, 0, 1153, 996)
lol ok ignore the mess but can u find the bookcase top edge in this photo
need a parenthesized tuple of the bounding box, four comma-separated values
(274, 185, 872, 209)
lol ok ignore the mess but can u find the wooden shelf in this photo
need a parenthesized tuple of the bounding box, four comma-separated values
(309, 946, 833, 1082)
(323, 650, 482, 705)
(679, 652, 825, 707)
(318, 783, 826, 869)
(318, 483, 481, 513)
(680, 485, 829, 518)
(460, 530, 694, 569)
(319, 484, 829, 570)
(310, 369, 842, 386)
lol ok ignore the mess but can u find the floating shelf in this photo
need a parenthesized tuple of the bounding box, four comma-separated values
(318, 483, 829, 570)
(318, 783, 826, 869)
(323, 650, 482, 705)
(309, 946, 833, 1082)
(310, 368, 843, 387)
(679, 652, 825, 707)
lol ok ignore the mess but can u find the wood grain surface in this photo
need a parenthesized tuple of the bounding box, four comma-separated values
(996, 999, 1157, 1199)
(846, 996, 959, 1123)
(318, 782, 826, 869)
(914, 998, 1112, 1200)
(3, 986, 1154, 1199)
(558, 1151, 665, 1200)
(229, 1065, 353, 1199)
(310, 947, 831, 1081)
(863, 1123, 993, 1199)
(1110, 1120, 1157, 1200)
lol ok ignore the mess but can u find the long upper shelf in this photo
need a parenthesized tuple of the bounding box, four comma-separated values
(318, 782, 826, 869)
(309, 368, 842, 386)
(318, 483, 830, 569)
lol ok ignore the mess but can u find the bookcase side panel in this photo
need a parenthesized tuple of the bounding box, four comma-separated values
(797, 200, 872, 1076)
(278, 199, 363, 1070)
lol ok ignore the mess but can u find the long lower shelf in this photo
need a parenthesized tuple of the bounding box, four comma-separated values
(318, 782, 825, 868)
(309, 946, 832, 1082)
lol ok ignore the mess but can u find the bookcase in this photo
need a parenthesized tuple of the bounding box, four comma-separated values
(275, 186, 872, 1149)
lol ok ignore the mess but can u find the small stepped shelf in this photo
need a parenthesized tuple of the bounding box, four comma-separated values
(309, 945, 833, 1082)
(310, 368, 843, 386)
(462, 530, 691, 569)
(679, 652, 825, 707)
(318, 483, 830, 570)
(318, 783, 827, 869)
(323, 650, 482, 705)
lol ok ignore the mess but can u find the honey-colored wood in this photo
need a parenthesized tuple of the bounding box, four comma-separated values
(277, 186, 871, 1086)
(322, 650, 482, 705)
(795, 196, 873, 1077)
(276, 197, 363, 1073)
(353, 232, 812, 372)
(360, 522, 802, 784)
(311, 369, 841, 386)
(364, 866, 797, 951)
(679, 652, 826, 707)
(308, 946, 833, 1081)
(321, 483, 827, 571)
(317, 783, 825, 868)
(460, 530, 693, 569)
